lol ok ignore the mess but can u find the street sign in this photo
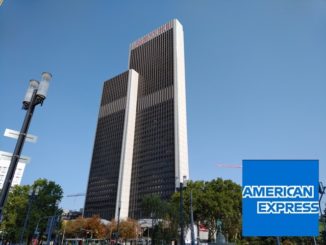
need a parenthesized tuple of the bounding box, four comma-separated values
(4, 128, 38, 143)
(0, 151, 29, 189)
(0, 151, 31, 164)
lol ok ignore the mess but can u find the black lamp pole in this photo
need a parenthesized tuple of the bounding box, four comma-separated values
(180, 182, 184, 245)
(0, 73, 52, 221)
(0, 90, 38, 220)
(116, 206, 121, 244)
(179, 176, 186, 245)
(46, 200, 60, 245)
(190, 190, 195, 245)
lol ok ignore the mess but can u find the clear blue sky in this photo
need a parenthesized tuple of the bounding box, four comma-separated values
(1, 1, 325, 211)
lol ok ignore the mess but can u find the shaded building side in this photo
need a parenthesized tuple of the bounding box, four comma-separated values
(84, 72, 129, 220)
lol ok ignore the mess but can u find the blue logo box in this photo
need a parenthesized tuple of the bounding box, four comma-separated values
(242, 160, 319, 236)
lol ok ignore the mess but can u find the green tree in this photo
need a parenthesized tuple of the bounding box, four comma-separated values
(0, 185, 29, 242)
(170, 178, 242, 243)
(142, 194, 168, 219)
(319, 205, 326, 244)
(0, 178, 63, 243)
(141, 194, 174, 243)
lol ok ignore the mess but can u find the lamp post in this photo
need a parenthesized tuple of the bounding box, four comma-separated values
(46, 200, 60, 245)
(19, 186, 41, 244)
(178, 175, 187, 245)
(61, 221, 67, 245)
(150, 212, 154, 245)
(115, 201, 121, 245)
(34, 216, 50, 241)
(0, 72, 52, 220)
(190, 190, 195, 245)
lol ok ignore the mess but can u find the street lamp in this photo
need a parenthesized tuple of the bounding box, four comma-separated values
(177, 175, 187, 245)
(190, 190, 195, 245)
(34, 201, 61, 245)
(19, 186, 41, 244)
(115, 202, 121, 245)
(0, 72, 52, 220)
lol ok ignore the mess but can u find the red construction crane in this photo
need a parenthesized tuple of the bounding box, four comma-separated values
(216, 163, 242, 169)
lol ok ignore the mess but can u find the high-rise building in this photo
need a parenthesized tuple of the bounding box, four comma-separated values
(84, 19, 188, 220)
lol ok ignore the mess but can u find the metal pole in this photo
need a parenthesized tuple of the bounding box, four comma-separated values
(47, 202, 60, 245)
(46, 216, 54, 245)
(190, 191, 195, 245)
(35, 216, 48, 241)
(34, 219, 41, 241)
(61, 223, 66, 245)
(151, 212, 154, 245)
(147, 226, 149, 244)
(180, 182, 184, 245)
(319, 190, 324, 216)
(19, 191, 35, 244)
(276, 237, 281, 245)
(313, 236, 317, 245)
(116, 206, 120, 245)
(0, 90, 37, 220)
(54, 216, 60, 245)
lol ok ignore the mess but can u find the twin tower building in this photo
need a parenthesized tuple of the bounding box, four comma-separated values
(84, 19, 189, 220)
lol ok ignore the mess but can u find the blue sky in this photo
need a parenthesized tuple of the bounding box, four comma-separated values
(0, 1, 326, 211)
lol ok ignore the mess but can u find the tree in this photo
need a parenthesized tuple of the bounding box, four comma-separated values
(0, 178, 63, 243)
(142, 194, 168, 219)
(84, 215, 107, 239)
(64, 216, 140, 240)
(141, 194, 169, 243)
(64, 215, 107, 239)
(320, 205, 326, 244)
(140, 179, 242, 243)
(0, 185, 29, 242)
(64, 216, 86, 238)
(106, 218, 140, 240)
(141, 194, 179, 243)
(106, 219, 116, 239)
(119, 218, 140, 239)
(170, 178, 242, 242)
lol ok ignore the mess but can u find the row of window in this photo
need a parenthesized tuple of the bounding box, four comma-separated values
(101, 71, 129, 105)
(130, 29, 174, 96)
